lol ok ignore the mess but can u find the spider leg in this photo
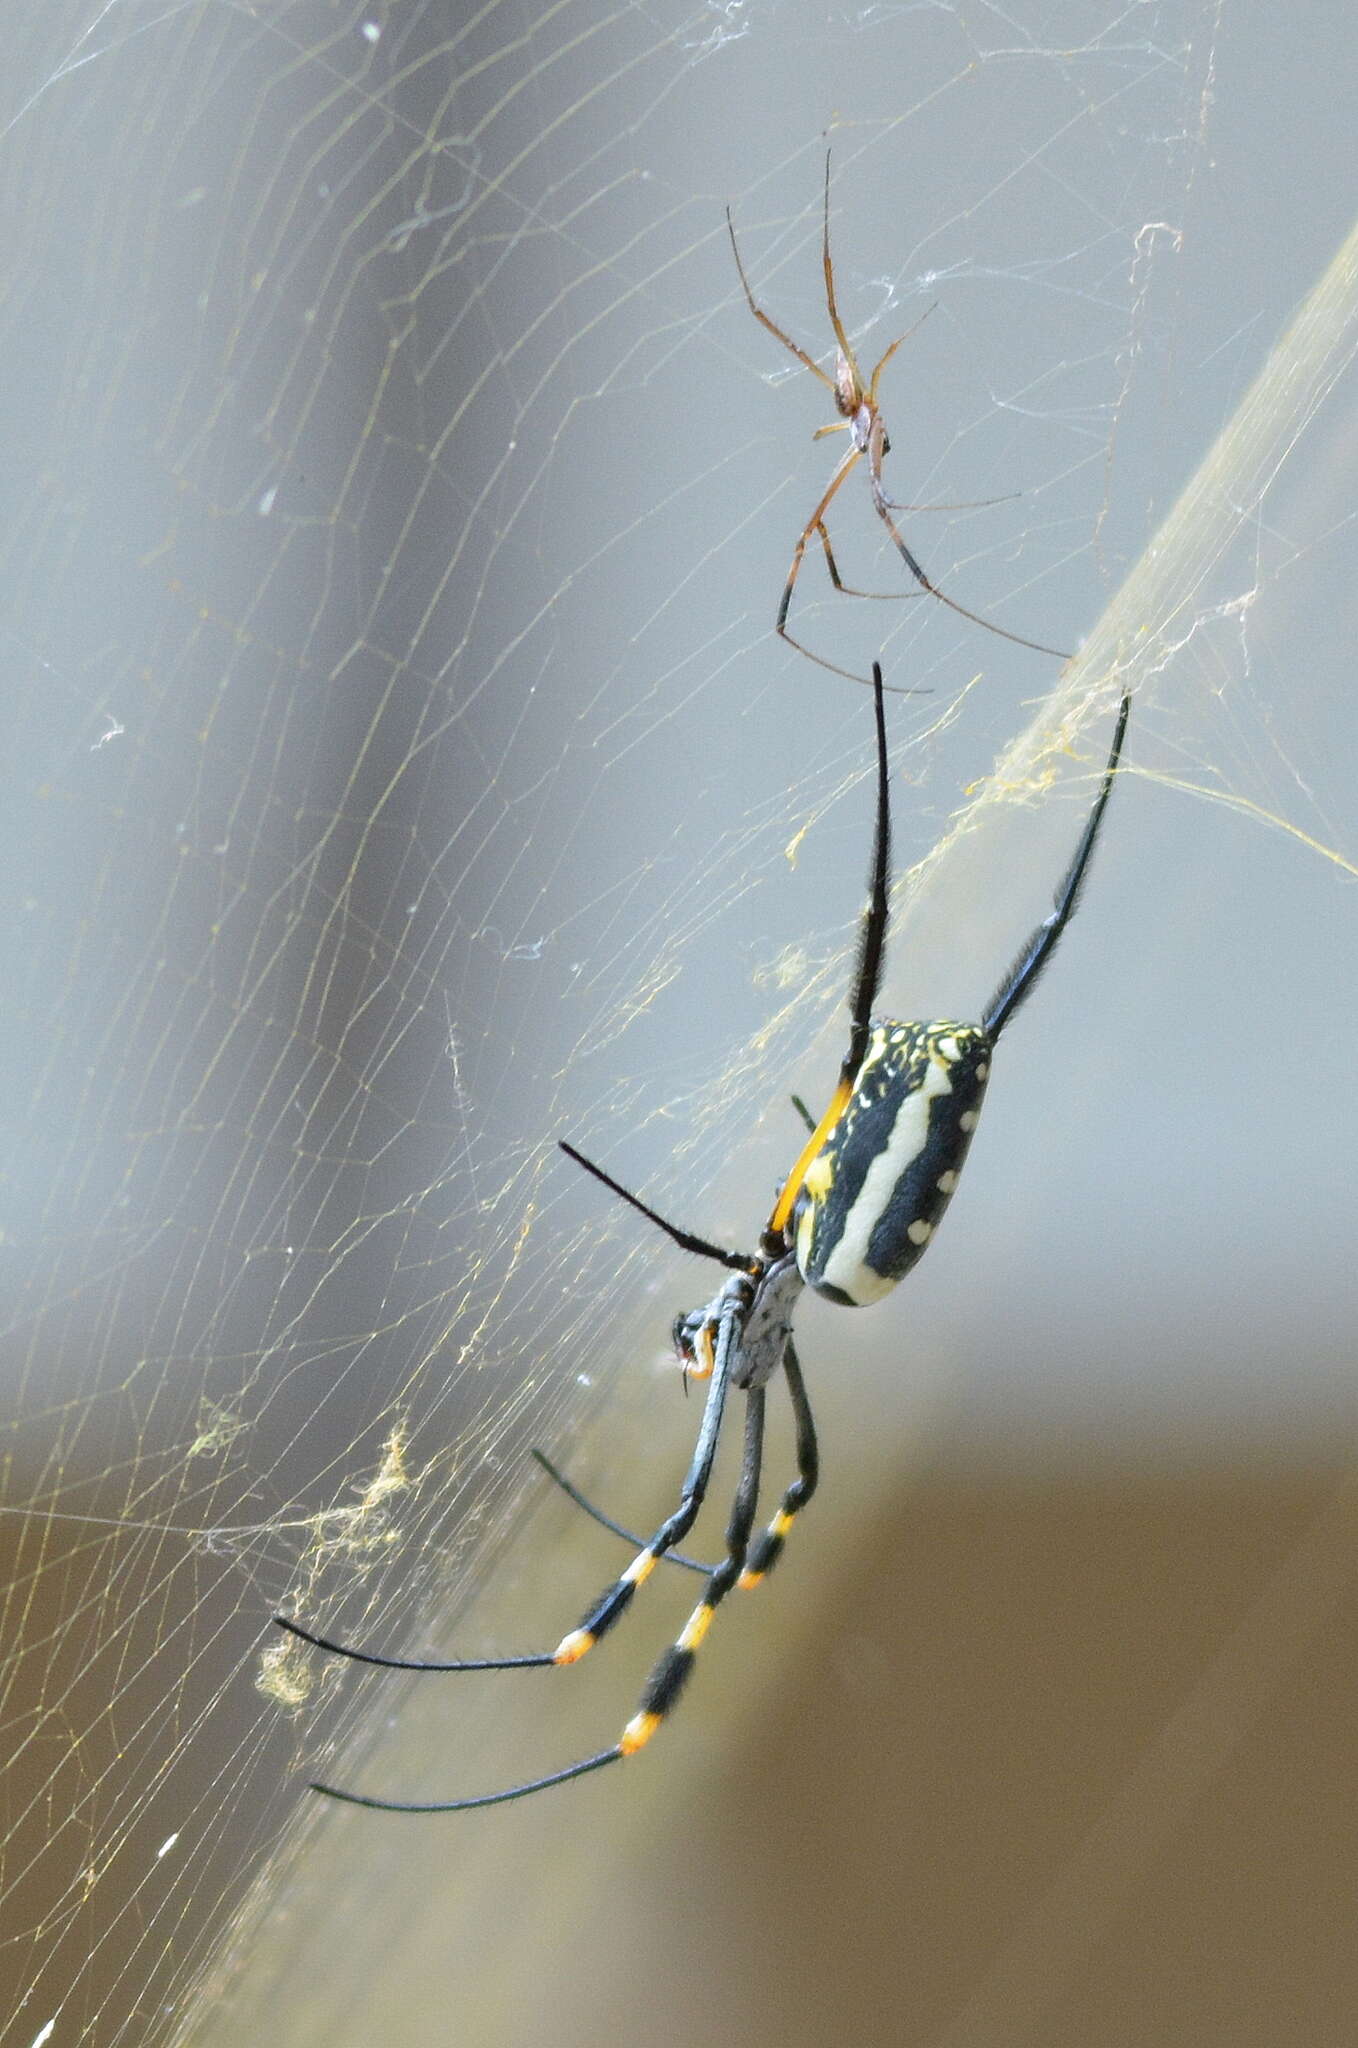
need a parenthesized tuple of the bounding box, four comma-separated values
(771, 662, 890, 1236)
(841, 660, 892, 1078)
(982, 690, 1131, 1040)
(286, 1320, 734, 1695)
(790, 1093, 816, 1134)
(815, 520, 928, 603)
(726, 206, 836, 391)
(865, 301, 938, 402)
(777, 455, 950, 686)
(816, 511, 1024, 601)
(306, 1306, 748, 1812)
(878, 490, 1021, 515)
(529, 1448, 715, 1575)
(306, 1745, 623, 1813)
(274, 1614, 554, 1673)
(550, 1309, 735, 1662)
(739, 1340, 818, 1587)
(819, 150, 861, 389)
(558, 1139, 750, 1272)
(278, 1352, 730, 1677)
(778, 442, 860, 633)
(617, 1383, 767, 1759)
(777, 445, 893, 686)
(866, 429, 1072, 661)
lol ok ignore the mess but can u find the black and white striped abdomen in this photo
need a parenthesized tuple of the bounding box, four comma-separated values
(794, 1021, 992, 1307)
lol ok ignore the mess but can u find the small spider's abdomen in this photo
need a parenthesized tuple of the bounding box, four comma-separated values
(795, 1021, 992, 1306)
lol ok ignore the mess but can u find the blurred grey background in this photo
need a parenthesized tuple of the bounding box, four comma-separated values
(0, 3, 1355, 2045)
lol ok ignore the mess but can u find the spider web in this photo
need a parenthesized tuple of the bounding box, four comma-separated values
(1, 3, 1356, 2044)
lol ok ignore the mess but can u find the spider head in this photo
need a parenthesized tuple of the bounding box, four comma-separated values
(671, 1305, 712, 1377)
(671, 1291, 739, 1382)
(793, 1020, 993, 1306)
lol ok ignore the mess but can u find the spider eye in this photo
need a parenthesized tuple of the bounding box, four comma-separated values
(794, 1022, 992, 1306)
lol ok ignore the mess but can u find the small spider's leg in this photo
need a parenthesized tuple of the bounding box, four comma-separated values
(776, 446, 891, 685)
(778, 443, 861, 635)
(777, 466, 944, 687)
(814, 520, 928, 603)
(819, 498, 1023, 600)
(771, 663, 890, 1238)
(553, 1320, 735, 1665)
(877, 490, 1020, 515)
(529, 1448, 715, 1576)
(558, 1139, 750, 1272)
(739, 1339, 818, 1587)
(866, 425, 1072, 661)
(864, 300, 938, 403)
(819, 150, 862, 397)
(619, 1384, 767, 1758)
(982, 690, 1131, 1040)
(726, 206, 836, 391)
(775, 626, 910, 691)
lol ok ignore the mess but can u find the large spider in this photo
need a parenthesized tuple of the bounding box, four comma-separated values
(277, 668, 1129, 1811)
(728, 155, 1071, 682)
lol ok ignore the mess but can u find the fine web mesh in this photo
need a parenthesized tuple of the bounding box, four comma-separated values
(0, 5, 1355, 2043)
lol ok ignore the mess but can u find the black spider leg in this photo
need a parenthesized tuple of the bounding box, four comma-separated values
(558, 1139, 751, 1272)
(739, 1340, 819, 1587)
(844, 660, 893, 1078)
(306, 1300, 745, 1812)
(618, 1384, 766, 1758)
(529, 1449, 715, 1577)
(771, 659, 892, 1237)
(982, 691, 1131, 1041)
(274, 1613, 554, 1673)
(533, 1114, 763, 1579)
(295, 1317, 732, 1687)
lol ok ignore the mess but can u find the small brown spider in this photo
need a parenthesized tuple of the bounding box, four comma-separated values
(728, 154, 1070, 682)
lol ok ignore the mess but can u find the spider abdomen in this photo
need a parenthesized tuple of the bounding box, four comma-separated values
(794, 1021, 992, 1307)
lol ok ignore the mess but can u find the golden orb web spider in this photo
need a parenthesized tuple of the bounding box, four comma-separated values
(275, 667, 1130, 1812)
(728, 154, 1072, 684)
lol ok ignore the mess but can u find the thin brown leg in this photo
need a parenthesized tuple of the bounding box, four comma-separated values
(867, 441, 1071, 661)
(776, 447, 887, 685)
(865, 301, 938, 400)
(816, 522, 924, 601)
(726, 208, 836, 391)
(820, 151, 860, 377)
